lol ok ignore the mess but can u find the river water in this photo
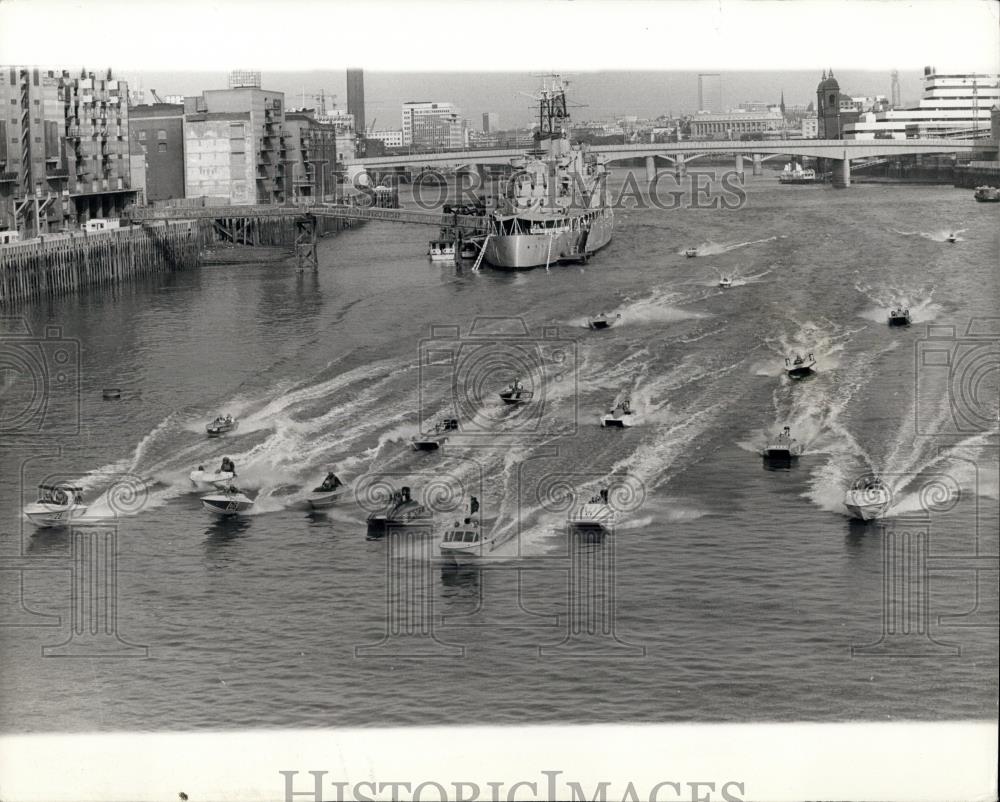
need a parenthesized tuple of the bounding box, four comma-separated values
(1, 172, 997, 732)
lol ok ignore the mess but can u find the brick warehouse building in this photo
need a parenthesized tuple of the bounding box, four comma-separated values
(128, 103, 185, 202)
(0, 66, 137, 235)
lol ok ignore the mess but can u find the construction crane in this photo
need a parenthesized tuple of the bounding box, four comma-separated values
(150, 89, 164, 104)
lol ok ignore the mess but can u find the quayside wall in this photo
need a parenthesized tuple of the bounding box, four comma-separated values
(0, 221, 203, 305)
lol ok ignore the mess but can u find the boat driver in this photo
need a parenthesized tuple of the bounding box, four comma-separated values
(219, 457, 236, 476)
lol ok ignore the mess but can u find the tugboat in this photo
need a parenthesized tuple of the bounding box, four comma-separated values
(366, 486, 433, 537)
(567, 487, 619, 536)
(428, 240, 457, 262)
(844, 474, 891, 521)
(499, 378, 533, 405)
(888, 307, 911, 326)
(718, 276, 733, 288)
(23, 483, 89, 528)
(307, 472, 348, 509)
(784, 353, 816, 379)
(587, 312, 621, 330)
(438, 497, 497, 565)
(685, 247, 699, 258)
(411, 418, 459, 451)
(206, 414, 239, 437)
(762, 426, 803, 464)
(201, 484, 255, 517)
(600, 394, 635, 428)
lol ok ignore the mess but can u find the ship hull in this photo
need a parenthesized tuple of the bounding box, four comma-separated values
(483, 213, 614, 269)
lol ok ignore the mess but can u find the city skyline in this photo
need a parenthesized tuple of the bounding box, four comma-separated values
(123, 68, 942, 131)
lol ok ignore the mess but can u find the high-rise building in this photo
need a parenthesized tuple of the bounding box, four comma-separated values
(0, 66, 136, 234)
(482, 111, 499, 133)
(844, 67, 1000, 139)
(346, 69, 365, 135)
(401, 101, 463, 148)
(183, 85, 286, 204)
(698, 73, 722, 113)
(128, 103, 185, 201)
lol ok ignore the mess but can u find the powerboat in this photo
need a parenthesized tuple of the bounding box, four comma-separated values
(499, 378, 533, 405)
(762, 426, 803, 462)
(685, 248, 698, 258)
(600, 394, 635, 428)
(411, 417, 459, 451)
(945, 233, 957, 243)
(189, 466, 235, 490)
(567, 489, 619, 535)
(201, 485, 255, 517)
(428, 240, 456, 262)
(587, 312, 621, 330)
(888, 308, 911, 326)
(718, 276, 734, 288)
(784, 353, 816, 379)
(206, 414, 239, 437)
(844, 475, 891, 521)
(307, 472, 348, 509)
(438, 498, 497, 565)
(366, 486, 433, 537)
(23, 483, 89, 528)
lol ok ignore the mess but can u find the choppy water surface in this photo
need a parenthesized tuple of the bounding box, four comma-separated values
(1, 174, 997, 731)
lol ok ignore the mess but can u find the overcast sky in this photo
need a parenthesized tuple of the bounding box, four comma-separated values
(2, 0, 997, 126)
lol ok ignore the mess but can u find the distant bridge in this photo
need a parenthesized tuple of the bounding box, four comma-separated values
(348, 138, 996, 187)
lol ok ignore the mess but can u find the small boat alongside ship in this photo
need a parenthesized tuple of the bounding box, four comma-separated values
(23, 483, 89, 528)
(428, 240, 456, 262)
(888, 307, 911, 326)
(366, 486, 433, 537)
(206, 414, 238, 437)
(307, 472, 348, 509)
(411, 418, 459, 451)
(844, 475, 891, 521)
(587, 312, 621, 330)
(785, 353, 816, 379)
(567, 488, 619, 536)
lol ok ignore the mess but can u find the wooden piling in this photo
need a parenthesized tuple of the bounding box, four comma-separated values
(0, 220, 204, 305)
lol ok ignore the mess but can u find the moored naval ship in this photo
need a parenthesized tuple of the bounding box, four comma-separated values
(480, 76, 613, 269)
